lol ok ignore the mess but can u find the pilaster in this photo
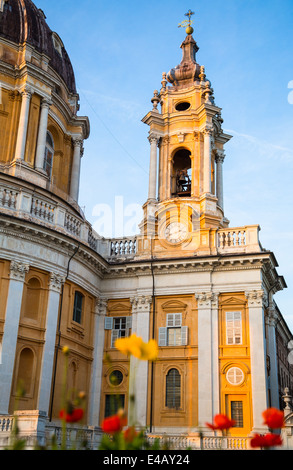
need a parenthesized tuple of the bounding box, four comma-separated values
(195, 291, 219, 429)
(245, 290, 269, 434)
(38, 272, 65, 414)
(129, 295, 152, 428)
(0, 260, 29, 414)
(89, 297, 108, 426)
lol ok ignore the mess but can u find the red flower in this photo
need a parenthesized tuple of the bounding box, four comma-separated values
(102, 413, 127, 434)
(251, 433, 283, 449)
(262, 408, 285, 429)
(59, 408, 84, 423)
(123, 426, 138, 443)
(206, 414, 236, 431)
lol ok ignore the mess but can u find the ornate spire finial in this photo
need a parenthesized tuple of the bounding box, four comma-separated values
(178, 9, 195, 35)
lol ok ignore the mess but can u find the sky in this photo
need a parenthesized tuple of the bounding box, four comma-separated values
(35, 0, 293, 330)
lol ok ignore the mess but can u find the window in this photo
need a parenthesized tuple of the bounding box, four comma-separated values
(109, 370, 123, 386)
(231, 401, 243, 428)
(166, 369, 181, 409)
(226, 367, 244, 386)
(105, 394, 125, 418)
(159, 313, 188, 347)
(44, 131, 54, 179)
(104, 316, 132, 348)
(73, 291, 84, 324)
(226, 312, 242, 345)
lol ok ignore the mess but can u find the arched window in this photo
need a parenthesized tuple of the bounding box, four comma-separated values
(166, 368, 181, 409)
(171, 149, 192, 197)
(72, 291, 84, 324)
(44, 131, 54, 178)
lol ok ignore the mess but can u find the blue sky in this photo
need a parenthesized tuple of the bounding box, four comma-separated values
(36, 0, 293, 330)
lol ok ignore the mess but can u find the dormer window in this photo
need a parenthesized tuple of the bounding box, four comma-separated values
(52, 32, 63, 57)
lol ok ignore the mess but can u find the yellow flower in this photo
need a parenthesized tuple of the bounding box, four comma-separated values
(115, 334, 158, 361)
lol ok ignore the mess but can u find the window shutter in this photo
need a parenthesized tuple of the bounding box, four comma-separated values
(126, 316, 132, 330)
(105, 317, 113, 330)
(158, 327, 167, 347)
(181, 326, 188, 346)
(111, 329, 119, 348)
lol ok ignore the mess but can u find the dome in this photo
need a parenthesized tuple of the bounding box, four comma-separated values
(0, 0, 77, 94)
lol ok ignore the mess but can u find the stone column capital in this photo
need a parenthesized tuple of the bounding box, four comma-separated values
(48, 272, 65, 293)
(9, 260, 29, 282)
(95, 297, 108, 316)
(203, 126, 213, 137)
(245, 290, 266, 307)
(195, 292, 218, 308)
(130, 295, 152, 314)
(215, 150, 225, 164)
(72, 137, 84, 148)
(20, 87, 32, 99)
(41, 97, 53, 109)
(148, 134, 160, 146)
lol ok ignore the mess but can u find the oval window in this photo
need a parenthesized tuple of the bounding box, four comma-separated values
(109, 370, 123, 386)
(226, 367, 244, 386)
(175, 102, 190, 112)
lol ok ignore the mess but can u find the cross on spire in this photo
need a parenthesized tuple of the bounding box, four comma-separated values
(178, 9, 195, 33)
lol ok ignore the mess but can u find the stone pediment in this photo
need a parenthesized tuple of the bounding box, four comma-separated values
(161, 299, 188, 311)
(219, 296, 246, 306)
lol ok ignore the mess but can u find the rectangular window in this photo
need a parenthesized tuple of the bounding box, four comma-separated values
(105, 394, 125, 418)
(159, 313, 188, 347)
(231, 401, 243, 428)
(73, 291, 84, 324)
(226, 311, 242, 345)
(104, 316, 132, 348)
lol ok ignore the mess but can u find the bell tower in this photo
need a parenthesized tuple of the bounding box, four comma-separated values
(136, 11, 232, 259)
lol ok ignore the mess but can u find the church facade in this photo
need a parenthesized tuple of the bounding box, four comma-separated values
(0, 0, 292, 444)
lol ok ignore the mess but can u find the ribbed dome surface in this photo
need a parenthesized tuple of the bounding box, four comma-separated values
(0, 0, 77, 93)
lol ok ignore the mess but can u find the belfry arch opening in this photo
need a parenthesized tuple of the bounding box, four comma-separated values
(171, 149, 191, 197)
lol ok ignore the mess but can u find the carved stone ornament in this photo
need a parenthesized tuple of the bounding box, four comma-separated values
(48, 272, 65, 293)
(130, 295, 152, 314)
(195, 292, 218, 308)
(245, 290, 265, 307)
(9, 260, 29, 281)
(95, 297, 108, 316)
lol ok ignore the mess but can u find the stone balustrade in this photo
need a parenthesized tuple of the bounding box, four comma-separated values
(217, 225, 262, 254)
(147, 433, 248, 450)
(109, 237, 137, 259)
(0, 182, 263, 261)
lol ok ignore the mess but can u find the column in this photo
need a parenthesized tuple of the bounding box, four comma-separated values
(196, 292, 218, 429)
(35, 98, 52, 171)
(129, 295, 152, 428)
(203, 128, 212, 194)
(0, 260, 29, 414)
(38, 272, 65, 414)
(14, 88, 32, 161)
(246, 290, 269, 433)
(88, 297, 108, 426)
(266, 306, 280, 409)
(70, 137, 83, 201)
(215, 150, 225, 210)
(148, 134, 159, 201)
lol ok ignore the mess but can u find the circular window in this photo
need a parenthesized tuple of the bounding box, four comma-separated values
(175, 102, 190, 112)
(109, 370, 123, 386)
(226, 367, 244, 386)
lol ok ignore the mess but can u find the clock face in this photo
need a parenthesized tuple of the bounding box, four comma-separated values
(164, 222, 188, 244)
